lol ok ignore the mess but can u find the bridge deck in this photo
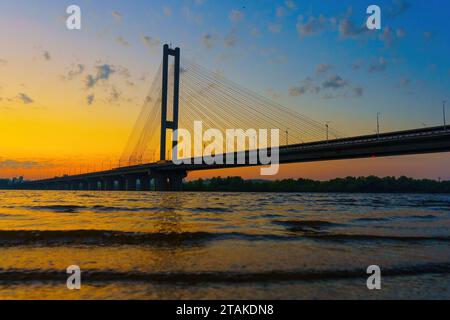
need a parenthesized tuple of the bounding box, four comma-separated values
(25, 125, 450, 186)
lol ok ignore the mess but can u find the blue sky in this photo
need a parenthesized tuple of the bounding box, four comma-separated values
(1, 0, 449, 133)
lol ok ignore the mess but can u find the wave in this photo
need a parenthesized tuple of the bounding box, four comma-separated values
(21, 205, 159, 213)
(352, 214, 438, 223)
(0, 230, 290, 246)
(272, 220, 343, 232)
(301, 233, 450, 242)
(1, 263, 450, 283)
(0, 229, 449, 247)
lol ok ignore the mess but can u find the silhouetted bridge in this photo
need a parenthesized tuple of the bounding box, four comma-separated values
(22, 125, 450, 191)
(20, 45, 450, 191)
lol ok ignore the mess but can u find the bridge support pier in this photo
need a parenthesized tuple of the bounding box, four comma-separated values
(102, 178, 114, 191)
(125, 175, 137, 191)
(151, 170, 186, 192)
(87, 180, 97, 191)
(116, 177, 126, 191)
(139, 175, 151, 191)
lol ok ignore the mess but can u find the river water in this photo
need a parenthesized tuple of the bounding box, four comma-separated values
(0, 190, 449, 299)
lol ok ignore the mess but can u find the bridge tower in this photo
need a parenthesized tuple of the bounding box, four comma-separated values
(160, 44, 181, 161)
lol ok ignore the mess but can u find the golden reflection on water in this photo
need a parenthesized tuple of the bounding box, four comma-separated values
(0, 190, 450, 299)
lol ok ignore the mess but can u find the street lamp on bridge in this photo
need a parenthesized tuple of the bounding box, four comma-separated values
(444, 100, 447, 131)
(325, 121, 331, 142)
(376, 112, 381, 138)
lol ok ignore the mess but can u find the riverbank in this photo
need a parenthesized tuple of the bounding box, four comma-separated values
(184, 176, 450, 193)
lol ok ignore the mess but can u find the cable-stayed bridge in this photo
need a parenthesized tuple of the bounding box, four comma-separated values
(22, 45, 450, 191)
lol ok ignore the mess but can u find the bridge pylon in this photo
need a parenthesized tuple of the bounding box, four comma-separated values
(160, 44, 181, 161)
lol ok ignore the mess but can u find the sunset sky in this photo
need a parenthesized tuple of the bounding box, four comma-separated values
(0, 0, 449, 180)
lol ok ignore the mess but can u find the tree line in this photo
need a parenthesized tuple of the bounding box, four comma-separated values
(183, 176, 450, 193)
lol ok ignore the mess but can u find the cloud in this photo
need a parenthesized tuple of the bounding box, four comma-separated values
(43, 51, 51, 61)
(368, 57, 388, 73)
(202, 33, 215, 49)
(352, 59, 364, 70)
(116, 36, 131, 47)
(267, 55, 288, 65)
(316, 63, 332, 75)
(86, 94, 95, 105)
(387, 0, 411, 18)
(224, 29, 237, 48)
(379, 27, 405, 46)
(352, 86, 364, 97)
(296, 14, 334, 37)
(338, 18, 368, 38)
(285, 0, 297, 10)
(112, 11, 123, 22)
(250, 27, 261, 37)
(85, 64, 115, 88)
(396, 28, 406, 38)
(399, 78, 411, 87)
(0, 58, 6, 66)
(117, 66, 131, 79)
(289, 86, 305, 97)
(268, 23, 282, 34)
(276, 7, 286, 18)
(289, 77, 320, 96)
(163, 6, 172, 17)
(17, 93, 34, 104)
(0, 159, 45, 169)
(34, 48, 52, 61)
(266, 88, 281, 99)
(62, 64, 85, 80)
(140, 34, 161, 51)
(183, 7, 203, 24)
(423, 31, 433, 42)
(322, 75, 349, 89)
(229, 9, 244, 24)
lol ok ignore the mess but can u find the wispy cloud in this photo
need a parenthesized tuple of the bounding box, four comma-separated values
(43, 50, 51, 61)
(62, 64, 85, 80)
(289, 77, 320, 96)
(316, 63, 332, 75)
(163, 6, 172, 17)
(202, 33, 216, 49)
(229, 9, 244, 24)
(296, 14, 335, 37)
(85, 64, 115, 88)
(183, 7, 203, 25)
(0, 159, 46, 169)
(86, 94, 95, 105)
(276, 7, 286, 18)
(387, 0, 411, 18)
(338, 18, 368, 39)
(140, 34, 161, 51)
(17, 93, 34, 104)
(368, 57, 388, 73)
(379, 27, 405, 46)
(285, 0, 297, 10)
(224, 29, 237, 48)
(268, 23, 282, 34)
(116, 36, 131, 47)
(112, 11, 123, 22)
(423, 31, 433, 42)
(322, 74, 349, 89)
